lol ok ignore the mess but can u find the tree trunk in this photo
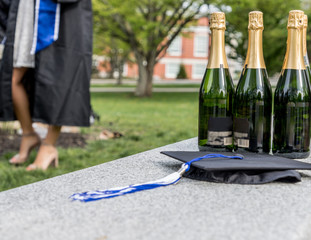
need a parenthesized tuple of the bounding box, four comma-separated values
(108, 55, 116, 79)
(145, 60, 155, 96)
(116, 58, 124, 85)
(117, 71, 123, 85)
(135, 53, 155, 97)
(135, 61, 148, 97)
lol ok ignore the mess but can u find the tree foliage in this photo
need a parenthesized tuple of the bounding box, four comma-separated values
(177, 64, 188, 79)
(93, 1, 132, 81)
(92, 0, 311, 91)
(93, 0, 207, 96)
(215, 0, 304, 75)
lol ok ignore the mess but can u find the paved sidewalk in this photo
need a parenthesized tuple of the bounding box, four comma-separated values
(90, 78, 277, 93)
(90, 87, 199, 93)
(90, 79, 200, 93)
(91, 78, 201, 85)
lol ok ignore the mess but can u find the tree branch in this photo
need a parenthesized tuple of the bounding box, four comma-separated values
(156, 4, 202, 60)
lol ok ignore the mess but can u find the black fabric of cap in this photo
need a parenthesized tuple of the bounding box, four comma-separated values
(161, 151, 311, 184)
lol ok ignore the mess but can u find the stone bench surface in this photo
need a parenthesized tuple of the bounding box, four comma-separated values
(1, 138, 311, 240)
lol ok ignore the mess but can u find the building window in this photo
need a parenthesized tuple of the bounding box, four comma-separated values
(194, 35, 208, 57)
(192, 63, 206, 79)
(167, 36, 182, 56)
(122, 63, 128, 76)
(165, 63, 180, 78)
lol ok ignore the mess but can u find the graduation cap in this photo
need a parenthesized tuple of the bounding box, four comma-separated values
(70, 151, 311, 202)
(161, 151, 311, 184)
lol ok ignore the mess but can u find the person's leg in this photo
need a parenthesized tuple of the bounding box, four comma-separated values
(26, 125, 61, 171)
(12, 67, 33, 133)
(10, 67, 40, 164)
(43, 125, 62, 145)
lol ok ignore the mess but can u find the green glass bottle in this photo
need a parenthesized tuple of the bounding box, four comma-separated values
(198, 12, 235, 151)
(273, 10, 311, 159)
(233, 11, 272, 153)
(303, 14, 311, 89)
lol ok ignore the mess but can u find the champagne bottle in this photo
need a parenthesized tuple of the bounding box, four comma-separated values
(233, 11, 272, 153)
(198, 12, 235, 151)
(273, 10, 311, 159)
(303, 14, 311, 89)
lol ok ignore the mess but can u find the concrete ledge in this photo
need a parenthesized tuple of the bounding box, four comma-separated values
(1, 138, 311, 240)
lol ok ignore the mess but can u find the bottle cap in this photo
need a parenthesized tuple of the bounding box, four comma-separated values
(210, 12, 226, 30)
(287, 10, 304, 29)
(304, 14, 308, 28)
(248, 11, 264, 30)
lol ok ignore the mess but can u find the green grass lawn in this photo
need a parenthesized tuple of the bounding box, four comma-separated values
(0, 92, 198, 192)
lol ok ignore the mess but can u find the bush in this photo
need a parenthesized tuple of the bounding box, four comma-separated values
(176, 64, 188, 79)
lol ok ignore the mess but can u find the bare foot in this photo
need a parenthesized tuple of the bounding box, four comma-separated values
(26, 144, 59, 171)
(9, 132, 41, 164)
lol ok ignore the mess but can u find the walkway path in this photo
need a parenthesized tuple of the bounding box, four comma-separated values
(91, 79, 202, 85)
(90, 87, 199, 93)
(90, 78, 277, 93)
(90, 79, 200, 93)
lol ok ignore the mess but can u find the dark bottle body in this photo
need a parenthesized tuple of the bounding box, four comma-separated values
(273, 10, 310, 159)
(233, 68, 272, 153)
(273, 69, 311, 158)
(304, 55, 311, 90)
(303, 14, 311, 91)
(306, 65, 311, 85)
(198, 67, 235, 151)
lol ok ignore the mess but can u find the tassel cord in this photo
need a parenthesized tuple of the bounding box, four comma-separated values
(183, 153, 243, 172)
(70, 153, 243, 202)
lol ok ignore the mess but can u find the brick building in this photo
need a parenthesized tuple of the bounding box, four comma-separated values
(97, 16, 243, 81)
(97, 17, 244, 81)
(123, 17, 210, 81)
(153, 17, 210, 81)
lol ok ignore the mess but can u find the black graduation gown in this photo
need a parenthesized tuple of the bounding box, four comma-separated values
(0, 0, 10, 40)
(0, 0, 92, 127)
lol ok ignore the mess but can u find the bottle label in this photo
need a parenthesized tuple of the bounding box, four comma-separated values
(233, 117, 250, 148)
(207, 117, 233, 146)
(285, 101, 310, 148)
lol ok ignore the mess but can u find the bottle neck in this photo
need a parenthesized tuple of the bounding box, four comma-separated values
(282, 28, 306, 70)
(244, 29, 265, 69)
(303, 27, 310, 67)
(207, 29, 228, 69)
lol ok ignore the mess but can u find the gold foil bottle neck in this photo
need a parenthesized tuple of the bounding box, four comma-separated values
(303, 14, 309, 66)
(248, 11, 264, 30)
(304, 14, 308, 29)
(244, 11, 265, 69)
(207, 29, 229, 69)
(210, 12, 226, 30)
(207, 13, 228, 69)
(287, 10, 304, 29)
(282, 11, 306, 70)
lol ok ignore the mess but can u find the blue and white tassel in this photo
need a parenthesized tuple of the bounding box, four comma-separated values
(70, 154, 243, 202)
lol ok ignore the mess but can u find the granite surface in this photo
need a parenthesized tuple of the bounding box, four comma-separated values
(1, 138, 311, 240)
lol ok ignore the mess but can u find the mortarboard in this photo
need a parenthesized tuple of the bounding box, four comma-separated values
(161, 151, 311, 184)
